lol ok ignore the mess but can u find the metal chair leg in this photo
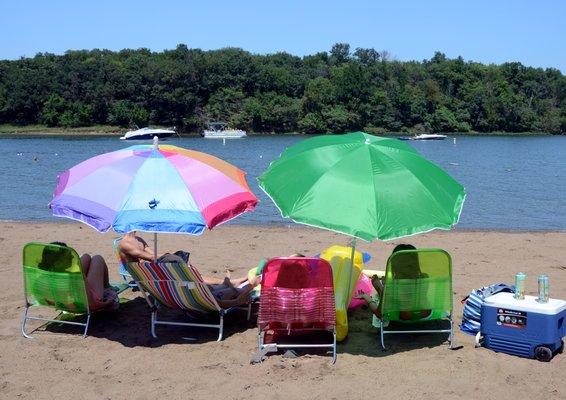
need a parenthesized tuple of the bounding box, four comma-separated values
(21, 306, 32, 339)
(380, 320, 386, 350)
(151, 309, 158, 338)
(257, 330, 263, 352)
(448, 316, 455, 349)
(217, 313, 224, 341)
(331, 328, 337, 364)
(82, 314, 91, 338)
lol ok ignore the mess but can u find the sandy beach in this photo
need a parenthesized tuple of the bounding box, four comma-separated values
(1, 221, 565, 400)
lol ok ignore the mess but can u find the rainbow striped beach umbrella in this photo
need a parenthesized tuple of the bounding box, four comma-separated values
(49, 138, 257, 235)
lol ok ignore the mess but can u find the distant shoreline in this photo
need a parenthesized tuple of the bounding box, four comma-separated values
(2, 219, 565, 234)
(0, 124, 558, 137)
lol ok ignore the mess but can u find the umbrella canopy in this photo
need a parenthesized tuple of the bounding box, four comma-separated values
(50, 139, 257, 234)
(258, 131, 465, 241)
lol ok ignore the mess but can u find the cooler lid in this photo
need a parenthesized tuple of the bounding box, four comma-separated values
(484, 292, 566, 315)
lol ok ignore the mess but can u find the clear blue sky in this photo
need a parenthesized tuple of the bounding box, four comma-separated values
(1, 0, 564, 72)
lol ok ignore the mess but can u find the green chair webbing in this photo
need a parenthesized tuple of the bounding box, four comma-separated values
(381, 249, 452, 321)
(23, 242, 89, 314)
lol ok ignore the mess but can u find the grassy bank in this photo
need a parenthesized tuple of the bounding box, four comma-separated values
(0, 124, 558, 137)
(0, 124, 123, 136)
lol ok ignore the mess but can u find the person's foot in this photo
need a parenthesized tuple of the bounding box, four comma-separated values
(250, 275, 262, 287)
(222, 276, 232, 287)
(102, 288, 120, 311)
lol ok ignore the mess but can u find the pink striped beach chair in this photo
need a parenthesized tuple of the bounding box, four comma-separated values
(125, 259, 252, 341)
(256, 257, 337, 363)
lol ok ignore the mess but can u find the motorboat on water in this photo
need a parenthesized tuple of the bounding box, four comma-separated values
(398, 133, 448, 141)
(120, 126, 176, 140)
(412, 133, 447, 140)
(202, 122, 247, 139)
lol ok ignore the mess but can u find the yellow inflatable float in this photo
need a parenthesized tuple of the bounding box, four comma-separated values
(319, 245, 365, 341)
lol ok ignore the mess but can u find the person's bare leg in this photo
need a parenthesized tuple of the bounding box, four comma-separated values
(201, 274, 228, 285)
(81, 254, 92, 275)
(91, 255, 110, 287)
(216, 275, 261, 308)
(201, 273, 248, 287)
(86, 256, 109, 300)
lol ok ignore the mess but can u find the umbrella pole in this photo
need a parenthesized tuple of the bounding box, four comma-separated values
(345, 237, 357, 309)
(153, 233, 158, 264)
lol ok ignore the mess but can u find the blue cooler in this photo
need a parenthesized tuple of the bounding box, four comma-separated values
(478, 292, 566, 361)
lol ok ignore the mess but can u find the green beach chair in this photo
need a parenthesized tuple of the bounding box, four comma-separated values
(377, 248, 454, 349)
(21, 242, 92, 338)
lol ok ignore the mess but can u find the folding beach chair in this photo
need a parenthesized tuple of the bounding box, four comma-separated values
(125, 259, 252, 340)
(377, 248, 454, 349)
(256, 257, 337, 363)
(21, 242, 92, 338)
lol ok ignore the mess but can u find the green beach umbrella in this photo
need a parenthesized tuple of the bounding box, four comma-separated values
(259, 131, 465, 242)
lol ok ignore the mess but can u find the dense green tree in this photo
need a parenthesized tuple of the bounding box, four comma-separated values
(40, 94, 67, 126)
(0, 43, 564, 134)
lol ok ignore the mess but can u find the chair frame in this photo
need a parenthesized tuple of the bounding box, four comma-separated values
(128, 261, 252, 341)
(21, 307, 91, 339)
(257, 327, 337, 364)
(377, 248, 455, 350)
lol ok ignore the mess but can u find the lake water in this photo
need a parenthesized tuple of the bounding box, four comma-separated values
(1, 135, 565, 231)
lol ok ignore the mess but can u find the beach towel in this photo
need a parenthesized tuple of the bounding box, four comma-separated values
(460, 283, 515, 335)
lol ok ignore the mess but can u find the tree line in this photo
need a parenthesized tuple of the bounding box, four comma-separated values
(0, 43, 564, 134)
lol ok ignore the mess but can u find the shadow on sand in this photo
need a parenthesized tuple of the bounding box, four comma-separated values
(28, 296, 257, 347)
(26, 297, 457, 358)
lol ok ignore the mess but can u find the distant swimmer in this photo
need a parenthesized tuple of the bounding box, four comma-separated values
(33, 156, 38, 162)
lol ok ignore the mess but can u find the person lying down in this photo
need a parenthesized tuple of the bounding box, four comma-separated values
(117, 231, 260, 308)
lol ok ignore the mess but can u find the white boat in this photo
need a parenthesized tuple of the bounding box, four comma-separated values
(411, 134, 447, 141)
(202, 122, 247, 139)
(120, 126, 176, 140)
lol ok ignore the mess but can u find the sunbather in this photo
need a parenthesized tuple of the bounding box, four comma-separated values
(40, 242, 118, 311)
(117, 231, 259, 307)
(357, 244, 432, 320)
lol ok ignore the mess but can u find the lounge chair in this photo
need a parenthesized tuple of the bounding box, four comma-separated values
(125, 259, 252, 340)
(256, 257, 337, 363)
(21, 242, 92, 338)
(376, 248, 454, 349)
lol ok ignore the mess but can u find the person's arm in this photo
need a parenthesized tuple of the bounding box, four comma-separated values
(357, 292, 381, 317)
(371, 275, 384, 297)
(119, 239, 155, 262)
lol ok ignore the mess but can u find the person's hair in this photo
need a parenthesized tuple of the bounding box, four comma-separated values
(289, 253, 305, 257)
(38, 242, 72, 271)
(392, 244, 416, 253)
(390, 244, 421, 279)
(134, 236, 148, 248)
